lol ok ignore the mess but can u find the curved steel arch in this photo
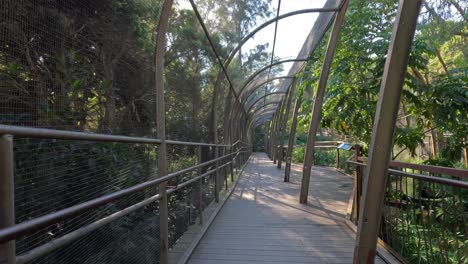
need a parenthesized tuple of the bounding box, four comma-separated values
(250, 75, 294, 94)
(249, 101, 281, 118)
(249, 99, 283, 117)
(243, 75, 294, 104)
(251, 115, 274, 129)
(239, 58, 307, 99)
(247, 109, 276, 128)
(249, 109, 276, 124)
(223, 8, 340, 71)
(246, 91, 286, 112)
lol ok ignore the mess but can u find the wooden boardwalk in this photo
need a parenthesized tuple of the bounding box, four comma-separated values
(187, 153, 386, 264)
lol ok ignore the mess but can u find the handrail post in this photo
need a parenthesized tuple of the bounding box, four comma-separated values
(0, 135, 15, 264)
(336, 148, 340, 169)
(353, 1, 422, 262)
(224, 147, 228, 190)
(230, 160, 235, 182)
(352, 144, 362, 224)
(197, 146, 203, 225)
(214, 146, 220, 203)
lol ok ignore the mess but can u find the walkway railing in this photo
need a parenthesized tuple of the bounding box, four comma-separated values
(348, 156, 468, 264)
(0, 125, 251, 264)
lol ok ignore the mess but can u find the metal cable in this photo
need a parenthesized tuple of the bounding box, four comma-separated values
(187, 0, 247, 115)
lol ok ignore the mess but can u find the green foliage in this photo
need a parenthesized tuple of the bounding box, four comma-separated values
(394, 127, 425, 157)
(291, 146, 351, 170)
(296, 0, 467, 165)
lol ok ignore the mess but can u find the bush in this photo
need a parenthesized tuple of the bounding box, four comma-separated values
(292, 147, 347, 167)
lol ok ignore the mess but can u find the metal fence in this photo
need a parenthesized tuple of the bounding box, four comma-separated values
(0, 125, 251, 264)
(348, 157, 468, 264)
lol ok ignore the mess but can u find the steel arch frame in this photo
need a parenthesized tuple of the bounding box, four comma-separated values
(238, 59, 307, 100)
(246, 91, 287, 113)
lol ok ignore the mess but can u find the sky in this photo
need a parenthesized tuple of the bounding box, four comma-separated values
(177, 0, 328, 75)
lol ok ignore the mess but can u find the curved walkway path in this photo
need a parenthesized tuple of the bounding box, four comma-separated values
(188, 153, 386, 264)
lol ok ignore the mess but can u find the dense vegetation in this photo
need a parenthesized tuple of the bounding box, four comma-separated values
(275, 1, 467, 263)
(287, 0, 467, 168)
(0, 0, 466, 263)
(0, 0, 271, 263)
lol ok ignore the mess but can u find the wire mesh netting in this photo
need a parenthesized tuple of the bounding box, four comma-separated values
(381, 172, 468, 264)
(0, 0, 349, 262)
(0, 0, 163, 135)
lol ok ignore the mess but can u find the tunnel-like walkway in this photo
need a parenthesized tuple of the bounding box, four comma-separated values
(188, 153, 386, 264)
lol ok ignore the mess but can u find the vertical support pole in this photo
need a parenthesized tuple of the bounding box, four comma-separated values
(0, 135, 15, 264)
(278, 79, 296, 169)
(300, 0, 349, 204)
(353, 1, 422, 263)
(214, 146, 220, 203)
(285, 87, 304, 182)
(352, 144, 362, 224)
(463, 148, 468, 168)
(197, 146, 203, 225)
(224, 149, 228, 191)
(230, 161, 234, 182)
(276, 97, 287, 168)
(154, 1, 173, 263)
(336, 148, 340, 169)
(263, 122, 268, 152)
(272, 100, 283, 164)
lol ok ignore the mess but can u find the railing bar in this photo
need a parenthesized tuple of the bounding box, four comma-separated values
(347, 161, 468, 188)
(356, 156, 468, 178)
(167, 162, 233, 195)
(15, 194, 162, 264)
(166, 173, 212, 195)
(0, 125, 241, 147)
(0, 151, 239, 244)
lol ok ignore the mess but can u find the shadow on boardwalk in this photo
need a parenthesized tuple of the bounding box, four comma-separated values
(188, 153, 385, 264)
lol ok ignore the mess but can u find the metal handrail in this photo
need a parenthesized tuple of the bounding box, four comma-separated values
(0, 150, 242, 244)
(15, 160, 236, 264)
(347, 160, 468, 188)
(355, 156, 468, 179)
(0, 125, 246, 147)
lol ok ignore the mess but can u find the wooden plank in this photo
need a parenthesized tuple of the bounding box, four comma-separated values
(186, 153, 390, 264)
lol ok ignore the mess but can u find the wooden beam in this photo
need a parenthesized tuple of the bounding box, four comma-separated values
(353, 0, 423, 263)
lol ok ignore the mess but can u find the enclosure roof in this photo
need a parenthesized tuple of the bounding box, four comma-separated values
(232, 0, 345, 123)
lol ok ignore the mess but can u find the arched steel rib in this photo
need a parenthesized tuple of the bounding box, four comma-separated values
(238, 58, 307, 99)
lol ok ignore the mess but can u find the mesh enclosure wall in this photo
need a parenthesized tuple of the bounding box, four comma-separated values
(0, 0, 162, 135)
(0, 0, 319, 262)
